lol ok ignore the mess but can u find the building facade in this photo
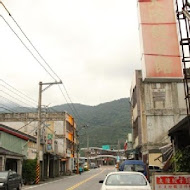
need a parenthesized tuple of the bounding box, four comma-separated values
(0, 112, 77, 179)
(130, 70, 187, 167)
(0, 124, 36, 175)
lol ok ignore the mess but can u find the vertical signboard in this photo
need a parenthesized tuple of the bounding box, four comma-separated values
(45, 121, 54, 152)
(138, 0, 183, 80)
(153, 173, 190, 190)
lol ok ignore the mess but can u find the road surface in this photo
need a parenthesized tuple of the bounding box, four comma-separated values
(23, 166, 115, 190)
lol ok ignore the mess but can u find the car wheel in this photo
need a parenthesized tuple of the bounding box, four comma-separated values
(17, 183, 22, 190)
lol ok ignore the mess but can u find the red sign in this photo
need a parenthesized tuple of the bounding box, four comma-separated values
(154, 174, 190, 190)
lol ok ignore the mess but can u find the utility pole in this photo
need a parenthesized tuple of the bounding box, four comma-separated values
(82, 125, 90, 169)
(76, 130, 79, 174)
(87, 134, 89, 169)
(36, 81, 62, 184)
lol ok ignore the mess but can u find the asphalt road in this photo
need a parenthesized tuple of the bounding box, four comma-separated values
(23, 166, 115, 190)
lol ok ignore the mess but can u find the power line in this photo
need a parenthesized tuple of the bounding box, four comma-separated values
(0, 79, 38, 105)
(58, 85, 85, 127)
(1, 2, 85, 125)
(0, 106, 14, 113)
(0, 96, 34, 113)
(0, 83, 38, 107)
(0, 15, 57, 81)
(0, 91, 36, 111)
(16, 119, 37, 132)
(8, 14, 60, 82)
(0, 3, 86, 126)
(0, 103, 17, 112)
(59, 85, 85, 124)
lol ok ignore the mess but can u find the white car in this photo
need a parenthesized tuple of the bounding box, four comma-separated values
(99, 171, 151, 190)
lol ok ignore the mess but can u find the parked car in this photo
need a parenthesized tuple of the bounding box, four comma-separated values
(148, 165, 162, 176)
(119, 160, 148, 179)
(99, 171, 151, 190)
(0, 171, 22, 190)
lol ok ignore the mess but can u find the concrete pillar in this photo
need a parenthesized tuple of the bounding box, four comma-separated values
(53, 157, 55, 177)
(47, 154, 50, 178)
(2, 157, 6, 171)
(17, 160, 22, 175)
(58, 159, 60, 176)
(0, 157, 3, 171)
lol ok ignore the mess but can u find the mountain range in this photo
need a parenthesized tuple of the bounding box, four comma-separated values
(52, 97, 131, 149)
(0, 98, 131, 150)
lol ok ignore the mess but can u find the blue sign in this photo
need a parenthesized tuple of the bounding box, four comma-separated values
(102, 145, 110, 150)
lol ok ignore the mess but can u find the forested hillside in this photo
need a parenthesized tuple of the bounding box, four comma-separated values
(53, 98, 131, 149)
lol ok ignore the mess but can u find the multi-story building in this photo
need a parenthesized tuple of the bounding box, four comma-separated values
(130, 70, 187, 167)
(0, 112, 77, 179)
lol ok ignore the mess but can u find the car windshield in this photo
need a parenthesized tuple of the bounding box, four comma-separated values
(0, 172, 8, 179)
(106, 173, 147, 186)
(124, 164, 144, 172)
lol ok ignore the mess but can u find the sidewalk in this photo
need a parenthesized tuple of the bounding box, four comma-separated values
(22, 173, 77, 189)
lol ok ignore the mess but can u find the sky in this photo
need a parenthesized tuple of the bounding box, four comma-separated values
(0, 0, 141, 107)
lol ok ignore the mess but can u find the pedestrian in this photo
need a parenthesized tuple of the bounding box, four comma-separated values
(79, 166, 83, 175)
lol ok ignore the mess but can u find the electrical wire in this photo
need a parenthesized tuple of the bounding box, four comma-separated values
(2, 2, 86, 125)
(0, 96, 32, 112)
(0, 79, 38, 105)
(9, 14, 60, 82)
(0, 15, 57, 82)
(0, 103, 17, 112)
(0, 83, 38, 107)
(0, 91, 36, 111)
(0, 3, 87, 127)
(0, 106, 15, 113)
(16, 119, 37, 132)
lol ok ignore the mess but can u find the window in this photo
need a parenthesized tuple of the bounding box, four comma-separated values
(106, 173, 147, 186)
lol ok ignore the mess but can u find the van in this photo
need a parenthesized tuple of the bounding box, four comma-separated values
(119, 160, 148, 179)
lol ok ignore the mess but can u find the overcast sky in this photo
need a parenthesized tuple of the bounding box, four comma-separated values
(0, 0, 141, 107)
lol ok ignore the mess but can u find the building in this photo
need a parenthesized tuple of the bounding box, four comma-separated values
(0, 112, 78, 179)
(0, 124, 36, 175)
(130, 70, 187, 167)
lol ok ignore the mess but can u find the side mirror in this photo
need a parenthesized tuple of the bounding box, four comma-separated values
(99, 180, 104, 183)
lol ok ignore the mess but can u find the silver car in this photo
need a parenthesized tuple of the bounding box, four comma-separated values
(99, 171, 151, 190)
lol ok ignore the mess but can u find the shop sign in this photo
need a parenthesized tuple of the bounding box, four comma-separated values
(46, 133, 53, 152)
(153, 173, 190, 190)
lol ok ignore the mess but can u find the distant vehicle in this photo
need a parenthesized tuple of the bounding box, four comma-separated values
(99, 171, 151, 190)
(90, 163, 98, 169)
(83, 163, 89, 170)
(0, 170, 22, 190)
(148, 165, 162, 176)
(119, 160, 148, 179)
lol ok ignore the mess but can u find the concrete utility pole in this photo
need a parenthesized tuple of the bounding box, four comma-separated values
(36, 81, 62, 184)
(76, 130, 79, 174)
(82, 125, 90, 169)
(87, 134, 89, 169)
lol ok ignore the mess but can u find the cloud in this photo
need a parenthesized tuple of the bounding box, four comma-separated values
(0, 0, 141, 106)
